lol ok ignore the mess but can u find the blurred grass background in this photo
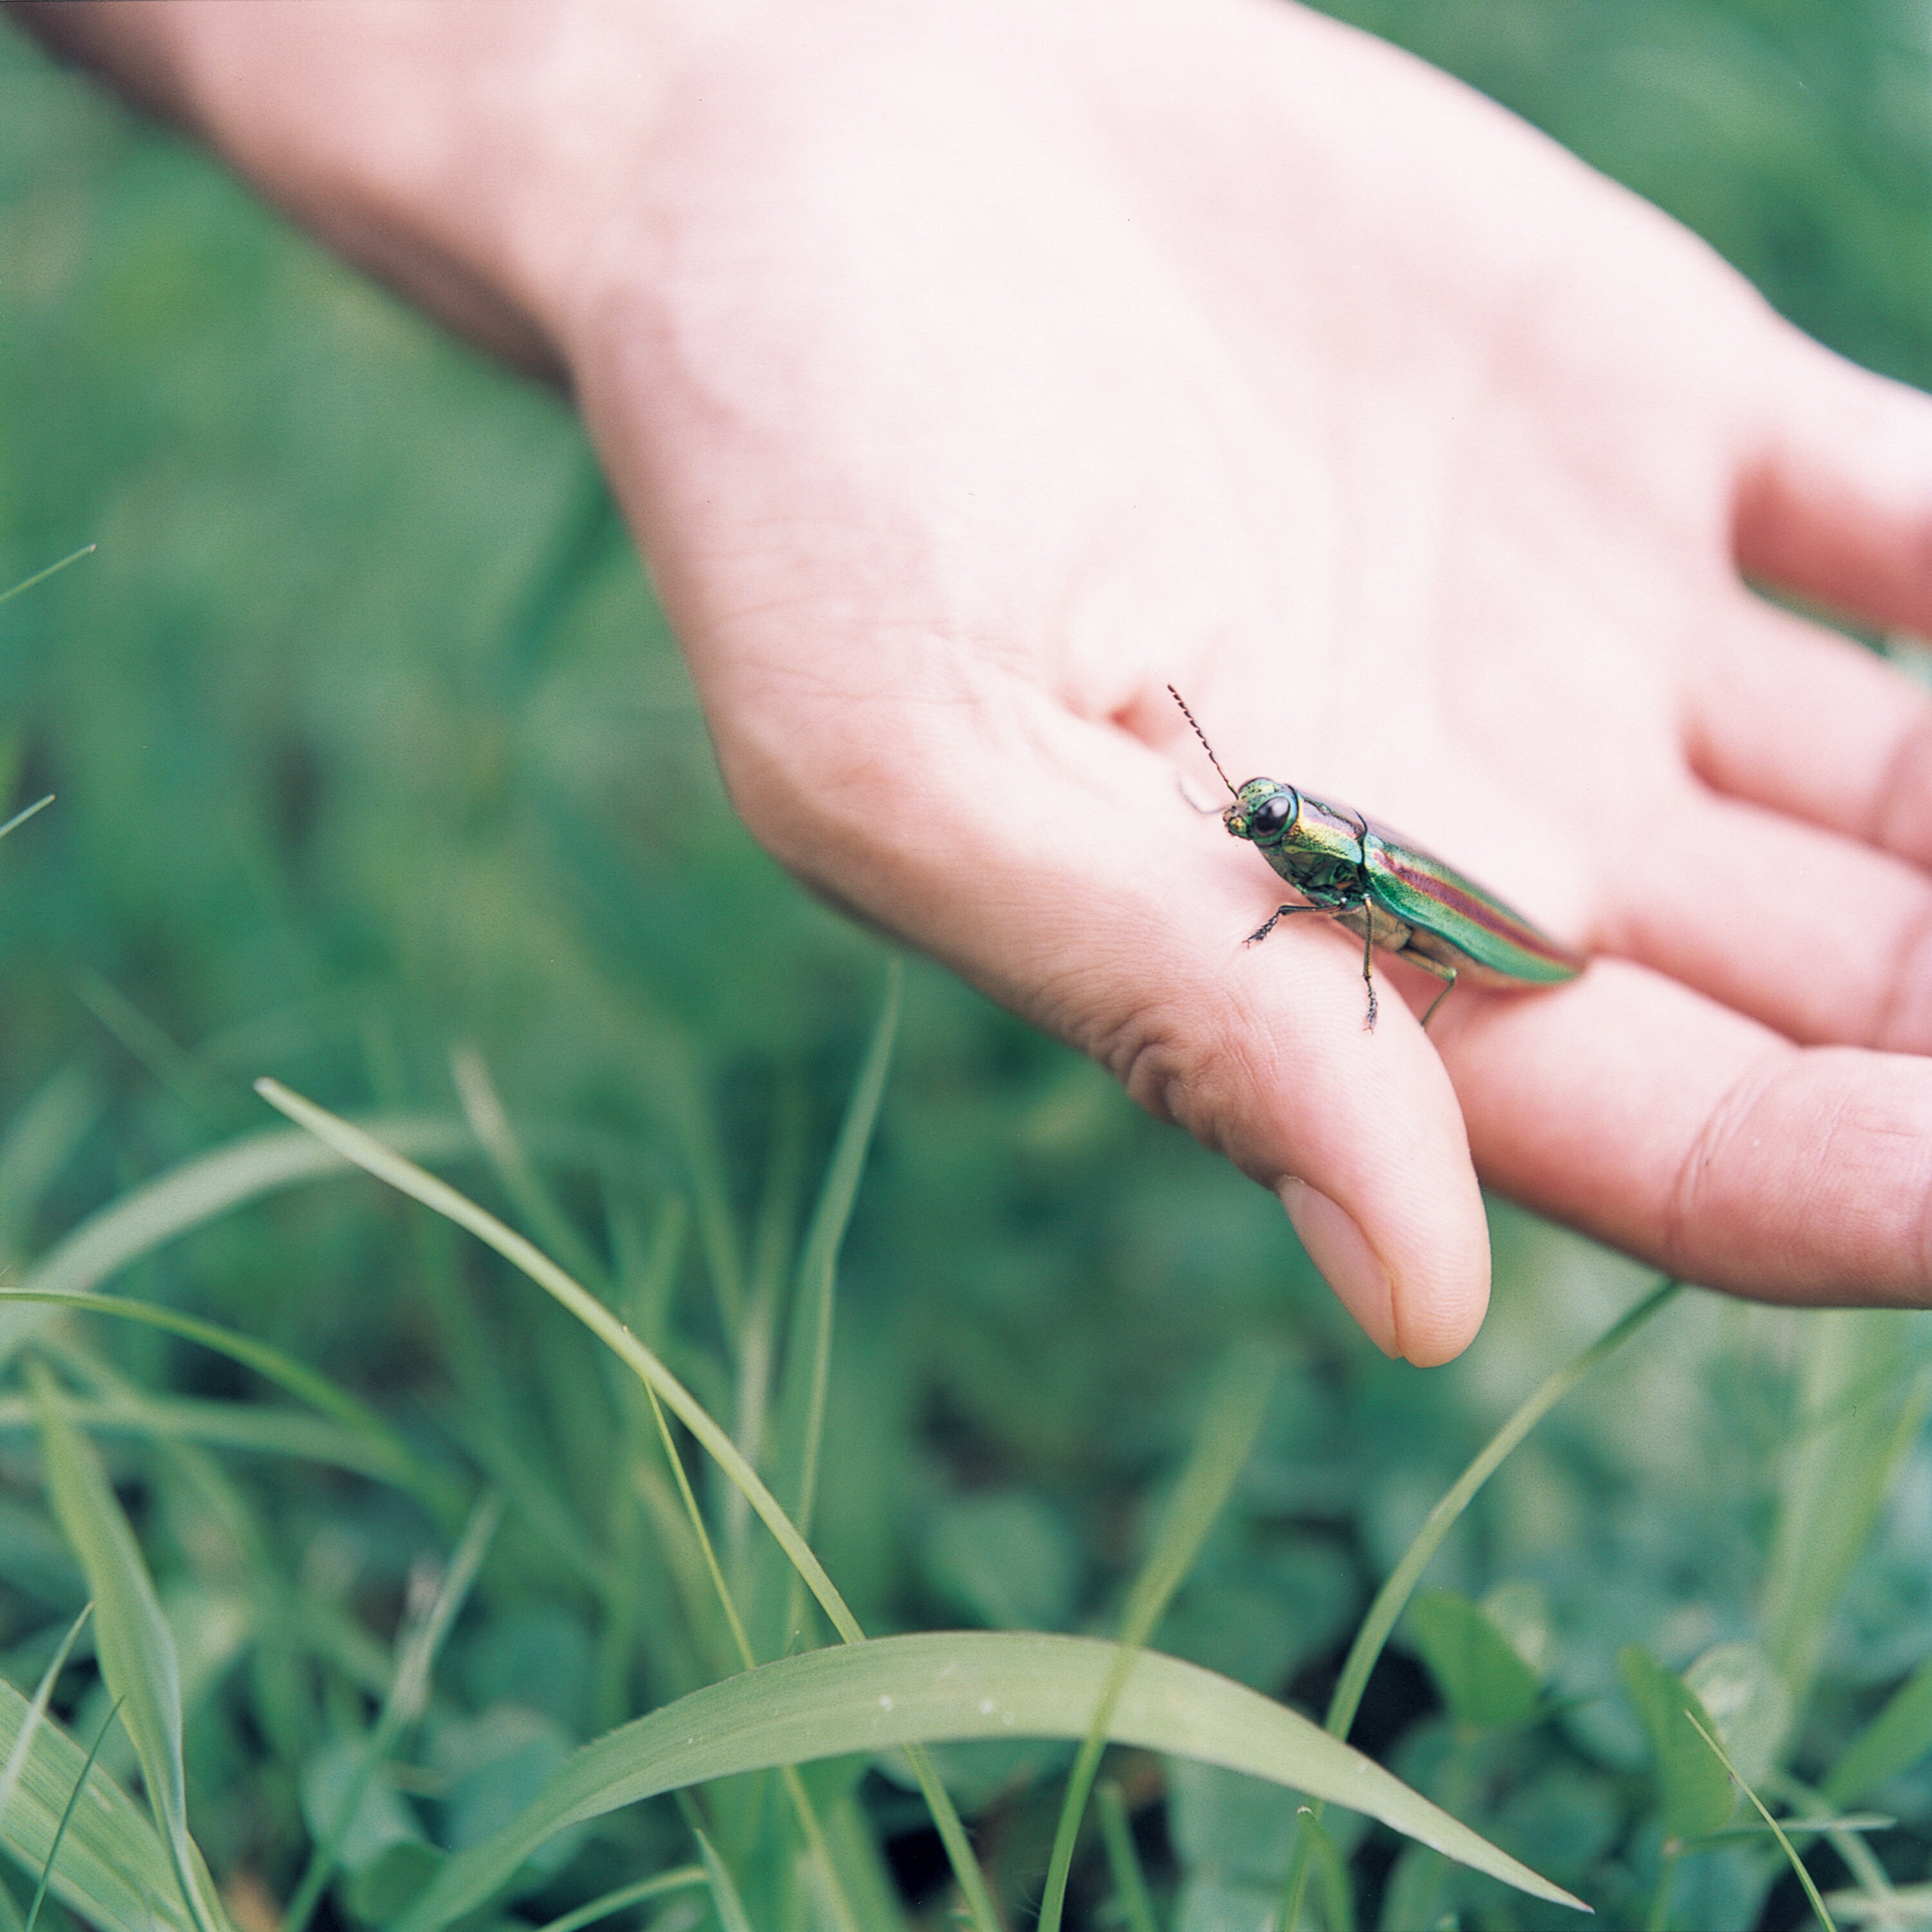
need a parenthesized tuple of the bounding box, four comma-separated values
(0, 1, 1928, 1926)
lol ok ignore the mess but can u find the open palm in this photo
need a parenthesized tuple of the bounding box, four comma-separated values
(43, 0, 1932, 1359)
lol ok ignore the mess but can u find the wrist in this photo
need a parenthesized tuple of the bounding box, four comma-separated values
(9, 0, 734, 377)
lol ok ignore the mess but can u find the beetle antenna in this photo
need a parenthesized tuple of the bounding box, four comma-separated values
(1167, 685, 1237, 797)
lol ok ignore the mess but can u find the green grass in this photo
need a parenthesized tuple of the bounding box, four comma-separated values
(1, 3, 1931, 1926)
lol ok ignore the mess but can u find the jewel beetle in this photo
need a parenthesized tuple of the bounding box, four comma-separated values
(1169, 686, 1583, 1028)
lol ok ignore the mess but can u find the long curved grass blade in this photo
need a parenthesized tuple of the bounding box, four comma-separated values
(0, 1676, 189, 1932)
(255, 1080, 997, 1932)
(0, 1604, 92, 1830)
(29, 1366, 229, 1932)
(1687, 1713, 1836, 1932)
(0, 1117, 475, 1366)
(392, 1631, 1587, 1932)
(449, 1045, 611, 1298)
(254, 1081, 862, 1639)
(23, 1695, 122, 1932)
(693, 1827, 753, 1932)
(0, 797, 52, 845)
(0, 1390, 422, 1477)
(1277, 1276, 1678, 1926)
(0, 1290, 453, 1510)
(531, 1866, 706, 1932)
(1038, 1349, 1275, 1932)
(0, 545, 95, 610)
(1096, 1781, 1158, 1932)
(1327, 1277, 1680, 1742)
(777, 958, 900, 1537)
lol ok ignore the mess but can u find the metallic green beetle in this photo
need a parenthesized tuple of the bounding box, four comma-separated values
(1170, 687, 1582, 1029)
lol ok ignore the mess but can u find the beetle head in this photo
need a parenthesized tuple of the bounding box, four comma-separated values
(1225, 778, 1300, 848)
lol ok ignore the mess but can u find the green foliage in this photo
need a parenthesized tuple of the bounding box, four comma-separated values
(1407, 1590, 1540, 1732)
(2, 1, 1931, 1926)
(28, 1366, 228, 1932)
(1621, 1646, 1736, 1842)
(1826, 1655, 1932, 1810)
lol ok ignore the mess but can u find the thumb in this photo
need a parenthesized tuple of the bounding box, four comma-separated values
(1124, 918, 1492, 1365)
(719, 687, 1495, 1363)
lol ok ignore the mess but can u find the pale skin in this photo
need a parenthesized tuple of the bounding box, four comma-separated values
(18, 0, 1932, 1364)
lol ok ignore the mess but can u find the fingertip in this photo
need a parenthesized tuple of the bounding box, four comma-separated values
(1280, 1178, 1398, 1356)
(1279, 1170, 1491, 1363)
(1393, 1257, 1491, 1367)
(1737, 343, 1932, 635)
(1263, 998, 1493, 1366)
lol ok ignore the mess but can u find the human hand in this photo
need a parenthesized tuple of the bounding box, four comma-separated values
(26, 0, 1932, 1361)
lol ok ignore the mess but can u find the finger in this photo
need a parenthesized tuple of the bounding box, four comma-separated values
(1450, 957, 1932, 1307)
(1685, 593, 1932, 867)
(1734, 334, 1932, 640)
(1596, 781, 1932, 1052)
(719, 681, 1496, 1363)
(1144, 906, 1490, 1367)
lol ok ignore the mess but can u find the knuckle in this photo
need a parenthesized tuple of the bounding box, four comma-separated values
(1099, 985, 1289, 1182)
(1665, 1056, 1786, 1278)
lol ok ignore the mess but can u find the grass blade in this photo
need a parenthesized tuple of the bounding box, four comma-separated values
(449, 1045, 612, 1297)
(757, 965, 900, 1658)
(0, 1674, 189, 1932)
(392, 1631, 1587, 1931)
(1764, 1315, 1932, 1710)
(0, 1388, 426, 1477)
(777, 959, 900, 1537)
(1096, 1780, 1158, 1932)
(0, 544, 95, 609)
(1821, 1882, 1932, 1927)
(0, 1289, 457, 1514)
(531, 1866, 706, 1932)
(0, 1603, 91, 1833)
(1688, 1712, 1836, 1932)
(1826, 1656, 1932, 1809)
(1037, 1348, 1275, 1932)
(0, 797, 52, 845)
(255, 1077, 862, 1639)
(256, 1078, 999, 1932)
(1327, 1276, 1680, 1743)
(1276, 1275, 1678, 1926)
(23, 1696, 122, 1932)
(29, 1364, 229, 1932)
(0, 1063, 99, 1262)
(693, 1828, 753, 1932)
(0, 1117, 475, 1367)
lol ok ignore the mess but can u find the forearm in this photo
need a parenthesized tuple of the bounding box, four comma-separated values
(6, 0, 693, 377)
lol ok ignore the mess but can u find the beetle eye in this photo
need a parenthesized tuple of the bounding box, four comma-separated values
(1252, 795, 1291, 836)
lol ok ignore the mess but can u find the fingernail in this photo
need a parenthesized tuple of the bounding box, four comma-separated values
(1278, 1179, 1398, 1358)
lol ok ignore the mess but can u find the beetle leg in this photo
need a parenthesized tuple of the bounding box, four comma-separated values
(1244, 904, 1330, 947)
(1360, 913, 1378, 1030)
(1409, 957, 1459, 1030)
